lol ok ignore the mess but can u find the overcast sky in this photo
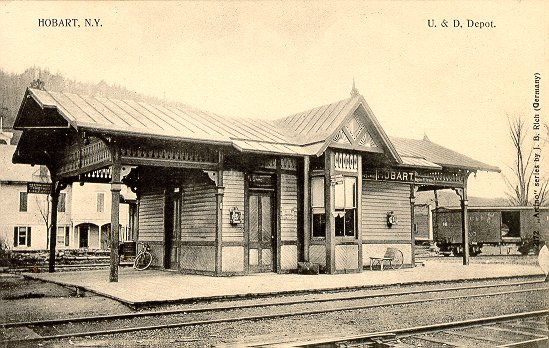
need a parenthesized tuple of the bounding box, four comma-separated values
(1, 1, 547, 199)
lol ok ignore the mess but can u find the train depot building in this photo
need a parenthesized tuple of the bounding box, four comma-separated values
(12, 85, 499, 281)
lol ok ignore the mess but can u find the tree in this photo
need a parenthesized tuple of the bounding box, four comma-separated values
(505, 116, 548, 206)
(34, 166, 52, 248)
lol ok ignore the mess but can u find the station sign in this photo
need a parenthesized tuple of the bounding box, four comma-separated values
(363, 169, 415, 183)
(27, 182, 52, 194)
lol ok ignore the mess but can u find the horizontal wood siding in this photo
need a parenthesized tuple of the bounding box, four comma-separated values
(138, 189, 164, 243)
(362, 181, 411, 241)
(181, 182, 217, 242)
(281, 173, 298, 242)
(222, 170, 245, 242)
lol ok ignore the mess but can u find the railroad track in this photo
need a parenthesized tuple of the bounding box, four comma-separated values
(1, 280, 547, 345)
(260, 310, 549, 347)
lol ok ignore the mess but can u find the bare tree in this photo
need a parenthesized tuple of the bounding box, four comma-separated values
(505, 116, 549, 206)
(35, 167, 52, 248)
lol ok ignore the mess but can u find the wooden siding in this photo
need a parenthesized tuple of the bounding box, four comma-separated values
(281, 173, 298, 241)
(362, 181, 411, 241)
(181, 182, 217, 242)
(222, 170, 245, 242)
(138, 189, 165, 243)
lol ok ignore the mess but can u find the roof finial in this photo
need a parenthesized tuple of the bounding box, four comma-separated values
(423, 132, 431, 142)
(350, 78, 360, 97)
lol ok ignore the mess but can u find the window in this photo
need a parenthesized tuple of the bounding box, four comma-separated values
(310, 176, 358, 238)
(334, 177, 357, 237)
(13, 226, 31, 247)
(19, 192, 28, 212)
(97, 193, 105, 212)
(56, 226, 70, 246)
(311, 177, 326, 238)
(58, 193, 66, 212)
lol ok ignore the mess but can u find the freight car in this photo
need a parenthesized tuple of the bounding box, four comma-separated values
(432, 206, 549, 256)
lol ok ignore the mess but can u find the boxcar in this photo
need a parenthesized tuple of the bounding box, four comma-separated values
(432, 206, 549, 256)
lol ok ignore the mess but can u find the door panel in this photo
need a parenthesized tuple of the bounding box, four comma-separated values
(247, 192, 275, 273)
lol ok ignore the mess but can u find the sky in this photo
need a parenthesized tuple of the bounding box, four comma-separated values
(0, 1, 548, 199)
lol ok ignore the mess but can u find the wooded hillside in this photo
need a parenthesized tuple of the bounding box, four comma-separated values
(0, 67, 166, 144)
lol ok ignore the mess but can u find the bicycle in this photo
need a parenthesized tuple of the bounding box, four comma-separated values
(133, 243, 153, 270)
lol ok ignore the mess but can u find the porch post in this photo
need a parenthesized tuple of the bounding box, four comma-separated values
(303, 156, 310, 262)
(109, 147, 122, 282)
(48, 176, 60, 273)
(276, 158, 282, 273)
(460, 191, 469, 265)
(215, 151, 224, 275)
(324, 150, 335, 274)
(410, 185, 416, 267)
(356, 154, 363, 270)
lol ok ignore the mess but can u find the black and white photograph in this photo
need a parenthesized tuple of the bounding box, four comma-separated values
(0, 1, 548, 346)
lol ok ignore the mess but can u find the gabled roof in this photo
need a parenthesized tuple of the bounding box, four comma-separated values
(13, 88, 500, 172)
(390, 136, 500, 172)
(16, 88, 296, 152)
(273, 95, 401, 162)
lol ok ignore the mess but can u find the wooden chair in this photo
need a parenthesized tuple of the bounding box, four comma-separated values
(369, 248, 404, 270)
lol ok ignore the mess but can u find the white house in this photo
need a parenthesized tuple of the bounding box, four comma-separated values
(0, 132, 133, 251)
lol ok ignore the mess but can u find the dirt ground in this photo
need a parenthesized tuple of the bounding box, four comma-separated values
(0, 273, 131, 324)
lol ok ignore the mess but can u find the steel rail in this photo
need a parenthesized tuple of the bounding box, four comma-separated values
(1, 284, 547, 344)
(281, 309, 549, 347)
(2, 278, 545, 329)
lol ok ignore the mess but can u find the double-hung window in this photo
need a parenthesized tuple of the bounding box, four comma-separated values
(56, 226, 70, 246)
(311, 177, 326, 238)
(14, 226, 31, 247)
(334, 177, 357, 237)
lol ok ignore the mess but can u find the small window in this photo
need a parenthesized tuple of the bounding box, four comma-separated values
(97, 193, 105, 212)
(58, 193, 66, 212)
(13, 226, 31, 247)
(19, 192, 28, 212)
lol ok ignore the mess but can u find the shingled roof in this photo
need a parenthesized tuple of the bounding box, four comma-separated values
(14, 88, 500, 173)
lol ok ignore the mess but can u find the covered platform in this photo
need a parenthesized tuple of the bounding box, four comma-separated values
(24, 261, 544, 307)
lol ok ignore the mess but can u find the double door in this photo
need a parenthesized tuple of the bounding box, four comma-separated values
(247, 191, 275, 273)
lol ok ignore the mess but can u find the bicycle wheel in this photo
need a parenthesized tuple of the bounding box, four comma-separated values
(134, 251, 152, 270)
(390, 249, 404, 269)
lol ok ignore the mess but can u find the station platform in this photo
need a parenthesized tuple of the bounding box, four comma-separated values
(24, 260, 545, 307)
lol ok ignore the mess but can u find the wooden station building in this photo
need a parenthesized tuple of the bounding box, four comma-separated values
(12, 84, 499, 281)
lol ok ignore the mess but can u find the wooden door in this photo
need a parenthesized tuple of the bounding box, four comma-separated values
(248, 192, 275, 273)
(164, 192, 181, 269)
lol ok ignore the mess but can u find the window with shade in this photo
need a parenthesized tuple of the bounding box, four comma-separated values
(334, 177, 357, 237)
(311, 176, 326, 238)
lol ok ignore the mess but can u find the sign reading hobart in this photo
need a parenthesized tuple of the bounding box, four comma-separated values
(27, 182, 52, 195)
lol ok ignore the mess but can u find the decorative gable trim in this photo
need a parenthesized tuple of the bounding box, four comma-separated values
(316, 98, 402, 165)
